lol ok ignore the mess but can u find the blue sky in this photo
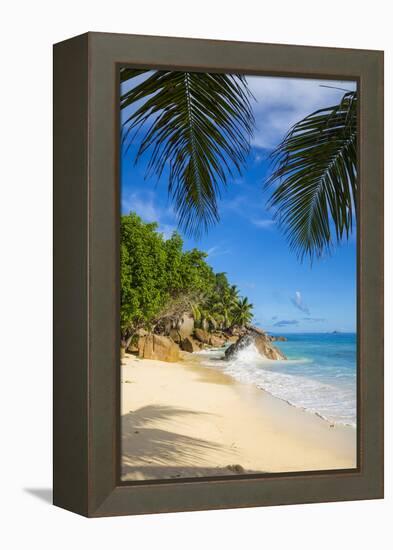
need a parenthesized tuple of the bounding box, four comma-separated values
(120, 74, 357, 333)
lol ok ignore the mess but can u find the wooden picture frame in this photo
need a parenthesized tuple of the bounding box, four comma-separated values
(53, 32, 384, 517)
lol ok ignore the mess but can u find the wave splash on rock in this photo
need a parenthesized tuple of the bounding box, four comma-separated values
(225, 326, 286, 361)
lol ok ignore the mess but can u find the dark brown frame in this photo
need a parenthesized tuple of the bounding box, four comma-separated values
(53, 32, 384, 517)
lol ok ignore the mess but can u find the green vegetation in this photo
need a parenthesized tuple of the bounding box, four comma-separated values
(120, 68, 254, 237)
(120, 212, 253, 347)
(266, 91, 357, 261)
(192, 280, 253, 331)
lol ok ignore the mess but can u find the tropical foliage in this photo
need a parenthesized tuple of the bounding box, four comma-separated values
(266, 91, 357, 261)
(121, 67, 357, 271)
(121, 69, 357, 262)
(120, 69, 254, 237)
(121, 213, 253, 346)
(232, 296, 254, 327)
(192, 276, 253, 331)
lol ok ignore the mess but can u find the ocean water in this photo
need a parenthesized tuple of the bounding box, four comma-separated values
(196, 333, 357, 427)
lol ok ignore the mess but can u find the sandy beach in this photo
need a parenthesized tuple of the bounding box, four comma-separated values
(121, 352, 356, 481)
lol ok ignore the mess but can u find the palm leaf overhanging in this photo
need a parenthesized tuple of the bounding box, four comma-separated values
(265, 90, 357, 262)
(120, 68, 255, 237)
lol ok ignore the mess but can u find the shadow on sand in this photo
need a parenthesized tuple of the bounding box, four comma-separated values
(122, 404, 226, 466)
(121, 404, 266, 481)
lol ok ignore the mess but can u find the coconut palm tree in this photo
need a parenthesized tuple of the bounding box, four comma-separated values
(265, 91, 357, 261)
(233, 297, 254, 327)
(228, 284, 240, 303)
(191, 303, 217, 331)
(122, 70, 356, 261)
(121, 68, 255, 237)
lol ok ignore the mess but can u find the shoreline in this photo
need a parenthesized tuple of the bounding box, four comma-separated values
(121, 352, 356, 481)
(195, 345, 357, 429)
(185, 349, 357, 430)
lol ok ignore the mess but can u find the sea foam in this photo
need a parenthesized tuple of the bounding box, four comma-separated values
(196, 334, 357, 427)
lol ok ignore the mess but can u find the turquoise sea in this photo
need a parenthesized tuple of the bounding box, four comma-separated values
(198, 333, 357, 427)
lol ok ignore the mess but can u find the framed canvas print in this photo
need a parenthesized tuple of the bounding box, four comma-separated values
(53, 32, 384, 517)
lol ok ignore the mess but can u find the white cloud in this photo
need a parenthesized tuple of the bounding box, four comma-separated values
(274, 319, 299, 327)
(206, 245, 231, 258)
(122, 191, 160, 222)
(291, 290, 310, 315)
(252, 218, 275, 229)
(121, 190, 176, 239)
(206, 246, 220, 257)
(243, 281, 256, 289)
(246, 76, 357, 149)
(221, 194, 248, 213)
(159, 223, 177, 240)
(121, 72, 356, 153)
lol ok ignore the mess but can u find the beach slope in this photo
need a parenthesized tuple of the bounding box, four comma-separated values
(121, 354, 356, 481)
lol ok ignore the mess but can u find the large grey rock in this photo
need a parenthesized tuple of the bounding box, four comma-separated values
(178, 313, 195, 338)
(225, 328, 286, 361)
(126, 328, 148, 353)
(169, 328, 181, 343)
(194, 328, 211, 344)
(180, 336, 201, 353)
(209, 334, 226, 348)
(138, 334, 180, 362)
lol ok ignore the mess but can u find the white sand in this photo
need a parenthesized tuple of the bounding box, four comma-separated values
(121, 353, 356, 481)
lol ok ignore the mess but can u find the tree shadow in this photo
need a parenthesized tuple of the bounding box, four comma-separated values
(121, 404, 237, 478)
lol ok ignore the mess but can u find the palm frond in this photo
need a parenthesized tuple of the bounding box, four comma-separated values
(265, 91, 357, 261)
(120, 68, 254, 237)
